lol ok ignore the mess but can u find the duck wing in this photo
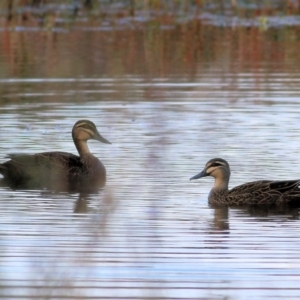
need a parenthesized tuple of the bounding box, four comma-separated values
(268, 180, 300, 193)
(229, 180, 272, 195)
(228, 179, 300, 205)
(0, 152, 83, 187)
(2, 151, 82, 171)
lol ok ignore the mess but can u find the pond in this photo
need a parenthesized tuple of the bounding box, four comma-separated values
(1, 7, 300, 299)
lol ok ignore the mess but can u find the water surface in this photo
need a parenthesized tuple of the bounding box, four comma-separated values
(0, 18, 300, 300)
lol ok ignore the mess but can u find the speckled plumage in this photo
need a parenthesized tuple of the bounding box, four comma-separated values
(190, 158, 300, 206)
(0, 120, 111, 191)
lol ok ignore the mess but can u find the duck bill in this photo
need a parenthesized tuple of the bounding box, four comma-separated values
(95, 132, 111, 144)
(190, 169, 208, 181)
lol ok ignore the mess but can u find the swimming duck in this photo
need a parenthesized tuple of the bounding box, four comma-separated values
(190, 158, 300, 206)
(0, 120, 111, 191)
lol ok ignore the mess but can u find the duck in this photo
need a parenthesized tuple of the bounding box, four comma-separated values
(0, 120, 111, 191)
(190, 158, 300, 206)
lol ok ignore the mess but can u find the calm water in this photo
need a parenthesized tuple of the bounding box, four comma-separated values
(1, 19, 300, 299)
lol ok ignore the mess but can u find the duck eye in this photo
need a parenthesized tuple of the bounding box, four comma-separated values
(211, 163, 219, 167)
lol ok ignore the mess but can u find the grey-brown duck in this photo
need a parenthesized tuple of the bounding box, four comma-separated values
(190, 158, 300, 206)
(0, 120, 111, 191)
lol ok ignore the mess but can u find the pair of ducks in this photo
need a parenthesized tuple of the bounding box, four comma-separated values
(0, 120, 300, 206)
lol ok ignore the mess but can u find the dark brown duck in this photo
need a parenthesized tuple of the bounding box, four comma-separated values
(190, 158, 300, 206)
(0, 120, 111, 191)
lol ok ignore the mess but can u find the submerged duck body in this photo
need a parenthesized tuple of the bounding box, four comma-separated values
(190, 158, 300, 206)
(0, 120, 111, 191)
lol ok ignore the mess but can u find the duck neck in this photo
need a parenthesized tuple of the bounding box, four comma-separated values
(213, 175, 229, 192)
(74, 139, 90, 157)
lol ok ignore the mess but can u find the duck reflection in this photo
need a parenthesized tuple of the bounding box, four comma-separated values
(73, 193, 90, 213)
(211, 206, 230, 231)
(210, 204, 300, 232)
(0, 177, 109, 214)
(240, 204, 300, 220)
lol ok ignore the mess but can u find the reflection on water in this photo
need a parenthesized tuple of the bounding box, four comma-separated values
(0, 79, 300, 298)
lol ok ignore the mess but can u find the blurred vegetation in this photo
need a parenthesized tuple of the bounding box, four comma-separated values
(0, 1, 300, 95)
(1, 0, 300, 27)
